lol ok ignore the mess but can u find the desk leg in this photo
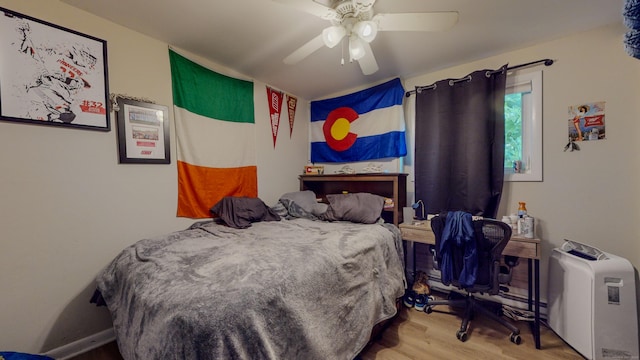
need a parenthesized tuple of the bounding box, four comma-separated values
(402, 241, 416, 285)
(527, 259, 533, 311)
(402, 241, 409, 284)
(527, 258, 541, 349)
(412, 241, 417, 282)
(534, 258, 541, 349)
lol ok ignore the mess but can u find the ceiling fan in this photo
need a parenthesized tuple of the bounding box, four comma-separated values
(274, 0, 458, 75)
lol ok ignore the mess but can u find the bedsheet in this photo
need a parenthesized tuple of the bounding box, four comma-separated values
(97, 218, 405, 359)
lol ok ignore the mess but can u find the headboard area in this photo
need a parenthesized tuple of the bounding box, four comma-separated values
(299, 173, 407, 226)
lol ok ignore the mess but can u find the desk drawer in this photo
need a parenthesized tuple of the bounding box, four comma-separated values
(504, 240, 538, 259)
(400, 227, 435, 245)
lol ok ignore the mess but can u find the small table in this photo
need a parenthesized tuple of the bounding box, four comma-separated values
(399, 221, 542, 349)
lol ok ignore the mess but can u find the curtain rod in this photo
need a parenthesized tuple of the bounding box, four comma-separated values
(405, 58, 554, 97)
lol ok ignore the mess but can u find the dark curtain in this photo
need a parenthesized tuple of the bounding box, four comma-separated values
(414, 65, 507, 218)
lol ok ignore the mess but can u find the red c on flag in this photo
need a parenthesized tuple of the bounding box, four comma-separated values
(322, 107, 358, 151)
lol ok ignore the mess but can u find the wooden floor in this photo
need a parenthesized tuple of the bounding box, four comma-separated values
(360, 307, 583, 360)
(70, 306, 582, 360)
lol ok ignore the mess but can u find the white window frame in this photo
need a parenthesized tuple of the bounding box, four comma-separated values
(504, 70, 543, 182)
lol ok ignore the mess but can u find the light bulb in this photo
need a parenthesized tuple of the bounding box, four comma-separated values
(322, 26, 346, 48)
(349, 36, 366, 61)
(353, 21, 377, 43)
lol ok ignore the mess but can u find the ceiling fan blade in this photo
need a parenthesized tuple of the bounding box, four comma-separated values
(375, 12, 459, 32)
(283, 34, 325, 65)
(271, 0, 337, 20)
(357, 41, 378, 75)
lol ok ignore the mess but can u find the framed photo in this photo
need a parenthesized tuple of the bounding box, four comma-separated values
(116, 98, 170, 164)
(0, 7, 109, 131)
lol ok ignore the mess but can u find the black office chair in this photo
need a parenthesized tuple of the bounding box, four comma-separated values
(426, 211, 522, 344)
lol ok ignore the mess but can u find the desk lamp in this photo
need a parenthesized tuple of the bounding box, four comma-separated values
(411, 200, 425, 220)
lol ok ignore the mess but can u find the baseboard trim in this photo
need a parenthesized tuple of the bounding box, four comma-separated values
(43, 328, 115, 360)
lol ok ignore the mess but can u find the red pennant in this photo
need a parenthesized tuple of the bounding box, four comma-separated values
(266, 86, 284, 148)
(286, 94, 297, 138)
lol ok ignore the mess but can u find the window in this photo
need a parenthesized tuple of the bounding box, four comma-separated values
(504, 70, 542, 181)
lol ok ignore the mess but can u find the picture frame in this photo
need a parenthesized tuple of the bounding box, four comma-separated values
(115, 98, 170, 164)
(0, 7, 110, 131)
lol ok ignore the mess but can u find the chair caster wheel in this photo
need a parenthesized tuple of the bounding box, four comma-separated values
(456, 330, 468, 342)
(510, 333, 522, 345)
(425, 306, 433, 314)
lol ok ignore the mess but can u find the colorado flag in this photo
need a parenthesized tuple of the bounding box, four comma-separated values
(170, 50, 257, 218)
(310, 78, 407, 162)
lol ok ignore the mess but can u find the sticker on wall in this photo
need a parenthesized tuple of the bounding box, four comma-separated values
(568, 101, 606, 141)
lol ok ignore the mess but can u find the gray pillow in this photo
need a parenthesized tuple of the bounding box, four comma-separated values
(210, 196, 281, 229)
(320, 193, 385, 224)
(279, 190, 328, 218)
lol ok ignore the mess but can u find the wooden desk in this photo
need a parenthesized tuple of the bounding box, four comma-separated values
(399, 221, 542, 349)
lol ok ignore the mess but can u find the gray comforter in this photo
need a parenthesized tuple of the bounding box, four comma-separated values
(97, 218, 405, 359)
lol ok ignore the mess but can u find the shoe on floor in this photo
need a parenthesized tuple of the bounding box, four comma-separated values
(414, 294, 428, 311)
(403, 290, 416, 308)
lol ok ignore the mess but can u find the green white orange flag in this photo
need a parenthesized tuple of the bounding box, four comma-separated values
(169, 50, 257, 218)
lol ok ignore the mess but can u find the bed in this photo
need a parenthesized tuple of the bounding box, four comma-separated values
(96, 192, 406, 359)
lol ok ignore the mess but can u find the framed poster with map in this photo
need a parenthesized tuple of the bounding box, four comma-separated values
(0, 7, 109, 131)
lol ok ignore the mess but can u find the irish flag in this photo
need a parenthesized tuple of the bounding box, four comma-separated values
(169, 50, 257, 218)
(310, 77, 407, 163)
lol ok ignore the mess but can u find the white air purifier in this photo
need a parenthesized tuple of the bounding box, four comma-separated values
(548, 240, 639, 360)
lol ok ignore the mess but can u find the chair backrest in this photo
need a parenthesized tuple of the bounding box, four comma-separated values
(430, 212, 512, 295)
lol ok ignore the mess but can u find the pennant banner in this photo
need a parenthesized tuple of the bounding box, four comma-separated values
(170, 50, 257, 218)
(286, 94, 297, 138)
(266, 86, 283, 148)
(310, 77, 407, 163)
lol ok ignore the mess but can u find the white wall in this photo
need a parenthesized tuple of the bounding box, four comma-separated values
(0, 0, 309, 353)
(404, 23, 640, 310)
(2, 0, 638, 353)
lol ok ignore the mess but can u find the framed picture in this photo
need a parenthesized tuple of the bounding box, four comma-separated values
(116, 98, 170, 164)
(0, 7, 109, 131)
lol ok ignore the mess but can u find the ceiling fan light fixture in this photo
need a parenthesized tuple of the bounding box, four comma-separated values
(277, 0, 459, 75)
(353, 20, 377, 42)
(348, 36, 366, 61)
(322, 25, 346, 48)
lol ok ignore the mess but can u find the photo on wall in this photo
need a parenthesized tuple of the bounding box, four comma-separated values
(115, 97, 170, 164)
(567, 101, 606, 141)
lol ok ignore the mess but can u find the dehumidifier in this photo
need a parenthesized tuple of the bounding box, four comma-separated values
(548, 239, 638, 360)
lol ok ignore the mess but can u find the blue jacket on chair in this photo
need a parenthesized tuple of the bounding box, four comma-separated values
(439, 211, 477, 287)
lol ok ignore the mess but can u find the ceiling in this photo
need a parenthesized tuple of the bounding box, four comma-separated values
(60, 0, 624, 100)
